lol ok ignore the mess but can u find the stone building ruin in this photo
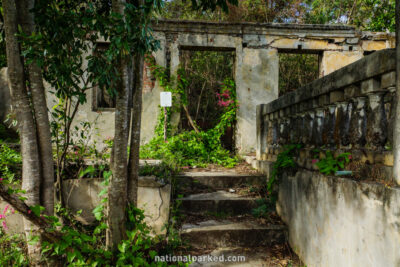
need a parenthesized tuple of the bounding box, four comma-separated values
(0, 19, 395, 153)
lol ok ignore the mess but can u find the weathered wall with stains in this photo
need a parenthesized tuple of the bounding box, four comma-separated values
(1, 176, 171, 235)
(277, 170, 400, 267)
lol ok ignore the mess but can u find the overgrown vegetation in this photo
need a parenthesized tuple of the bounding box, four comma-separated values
(0, 230, 27, 266)
(314, 151, 352, 175)
(250, 144, 300, 218)
(0, 141, 21, 183)
(140, 58, 238, 168)
(0, 160, 187, 266)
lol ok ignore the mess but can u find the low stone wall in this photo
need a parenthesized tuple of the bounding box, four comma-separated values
(1, 176, 171, 236)
(277, 170, 400, 267)
(257, 48, 396, 182)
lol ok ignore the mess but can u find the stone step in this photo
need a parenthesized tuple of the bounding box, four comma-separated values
(176, 172, 266, 191)
(188, 246, 301, 267)
(181, 219, 286, 250)
(180, 191, 259, 215)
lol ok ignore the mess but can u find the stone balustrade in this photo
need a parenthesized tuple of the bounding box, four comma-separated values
(256, 49, 396, 179)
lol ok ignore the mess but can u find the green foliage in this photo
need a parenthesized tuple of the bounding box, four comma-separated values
(180, 50, 235, 130)
(0, 141, 21, 183)
(0, 230, 27, 267)
(279, 53, 319, 96)
(304, 0, 395, 32)
(315, 151, 351, 175)
(141, 61, 238, 168)
(267, 144, 301, 200)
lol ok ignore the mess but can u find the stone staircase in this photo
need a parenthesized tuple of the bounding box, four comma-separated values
(176, 171, 292, 266)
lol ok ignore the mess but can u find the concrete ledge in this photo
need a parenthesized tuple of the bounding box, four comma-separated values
(1, 176, 171, 236)
(277, 170, 400, 267)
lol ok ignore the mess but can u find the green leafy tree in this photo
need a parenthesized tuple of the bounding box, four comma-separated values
(1, 0, 240, 257)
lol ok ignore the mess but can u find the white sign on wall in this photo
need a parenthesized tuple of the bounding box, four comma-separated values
(160, 92, 172, 107)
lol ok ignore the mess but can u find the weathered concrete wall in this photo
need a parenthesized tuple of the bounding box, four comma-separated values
(237, 48, 278, 151)
(320, 51, 363, 76)
(277, 170, 400, 267)
(68, 32, 167, 148)
(1, 176, 171, 236)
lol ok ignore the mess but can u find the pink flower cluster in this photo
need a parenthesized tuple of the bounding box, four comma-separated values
(0, 205, 15, 230)
(216, 90, 233, 107)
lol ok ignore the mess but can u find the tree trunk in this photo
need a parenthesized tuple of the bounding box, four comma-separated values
(3, 0, 42, 262)
(393, 0, 400, 184)
(0, 184, 62, 244)
(18, 0, 54, 216)
(128, 53, 144, 206)
(107, 0, 129, 250)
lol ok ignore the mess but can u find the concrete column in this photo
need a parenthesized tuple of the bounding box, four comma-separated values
(334, 101, 348, 148)
(322, 105, 336, 148)
(387, 87, 397, 148)
(349, 97, 367, 147)
(366, 92, 387, 149)
(303, 111, 314, 146)
(278, 117, 287, 146)
(312, 108, 324, 147)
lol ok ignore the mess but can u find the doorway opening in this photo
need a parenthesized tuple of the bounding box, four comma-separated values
(278, 51, 320, 96)
(179, 48, 236, 151)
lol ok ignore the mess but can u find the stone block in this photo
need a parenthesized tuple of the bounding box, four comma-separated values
(344, 85, 361, 99)
(361, 78, 381, 94)
(318, 94, 330, 106)
(330, 91, 344, 103)
(381, 71, 396, 89)
(346, 37, 359, 44)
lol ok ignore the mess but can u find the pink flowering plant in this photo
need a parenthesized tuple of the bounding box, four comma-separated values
(216, 78, 237, 109)
(0, 204, 15, 230)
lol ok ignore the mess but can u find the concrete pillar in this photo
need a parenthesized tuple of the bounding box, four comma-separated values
(349, 97, 367, 147)
(366, 92, 387, 149)
(334, 101, 348, 148)
(322, 105, 336, 148)
(312, 108, 324, 147)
